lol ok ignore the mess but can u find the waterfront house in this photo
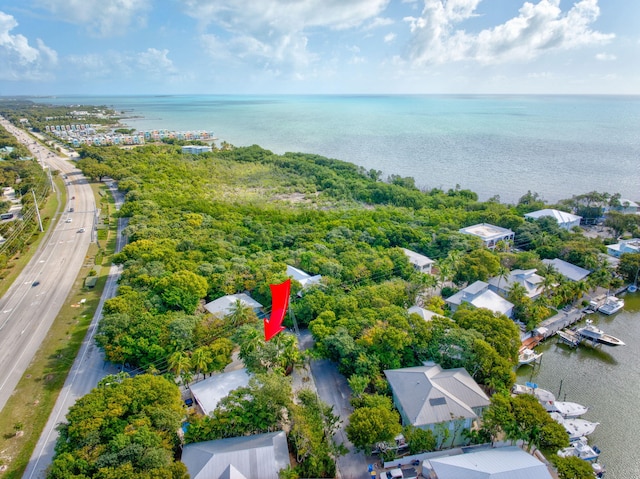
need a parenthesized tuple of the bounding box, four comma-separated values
(189, 368, 251, 416)
(606, 238, 640, 258)
(204, 293, 263, 317)
(458, 223, 514, 249)
(384, 362, 490, 447)
(524, 208, 582, 230)
(488, 269, 544, 299)
(182, 431, 289, 479)
(402, 248, 435, 274)
(424, 446, 553, 479)
(445, 281, 514, 317)
(607, 199, 640, 215)
(542, 258, 590, 282)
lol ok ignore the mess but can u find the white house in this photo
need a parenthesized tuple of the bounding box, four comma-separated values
(445, 281, 514, 318)
(182, 431, 289, 479)
(542, 258, 590, 282)
(384, 362, 490, 447)
(424, 446, 553, 479)
(606, 238, 640, 258)
(488, 269, 544, 299)
(189, 369, 251, 416)
(524, 208, 582, 230)
(204, 293, 263, 317)
(286, 265, 322, 289)
(408, 305, 439, 322)
(459, 223, 514, 249)
(402, 248, 435, 274)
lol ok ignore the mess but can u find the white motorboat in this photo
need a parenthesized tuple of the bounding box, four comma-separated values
(598, 295, 624, 315)
(518, 348, 543, 366)
(557, 436, 601, 462)
(592, 462, 606, 478)
(547, 400, 589, 418)
(512, 384, 588, 417)
(550, 412, 599, 441)
(576, 320, 625, 346)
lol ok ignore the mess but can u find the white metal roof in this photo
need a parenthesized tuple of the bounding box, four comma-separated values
(204, 293, 263, 316)
(402, 248, 435, 267)
(190, 369, 250, 415)
(524, 208, 581, 226)
(182, 431, 289, 479)
(286, 265, 322, 288)
(428, 446, 553, 479)
(542, 258, 590, 282)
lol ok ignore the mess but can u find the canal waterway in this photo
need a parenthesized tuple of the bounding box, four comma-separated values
(517, 291, 640, 479)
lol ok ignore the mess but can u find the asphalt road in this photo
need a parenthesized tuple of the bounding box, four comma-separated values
(22, 187, 127, 479)
(305, 329, 373, 479)
(0, 118, 95, 413)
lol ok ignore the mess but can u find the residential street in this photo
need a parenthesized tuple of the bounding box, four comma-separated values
(298, 330, 373, 479)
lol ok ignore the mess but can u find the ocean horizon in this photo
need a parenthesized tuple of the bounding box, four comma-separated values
(26, 94, 640, 204)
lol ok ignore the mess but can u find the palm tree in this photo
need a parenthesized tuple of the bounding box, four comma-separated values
(168, 351, 192, 386)
(495, 265, 510, 295)
(227, 299, 256, 326)
(191, 347, 212, 381)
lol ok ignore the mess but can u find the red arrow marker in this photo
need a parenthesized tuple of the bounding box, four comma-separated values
(264, 279, 290, 341)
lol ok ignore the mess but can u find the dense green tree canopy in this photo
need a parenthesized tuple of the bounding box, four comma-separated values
(49, 374, 186, 479)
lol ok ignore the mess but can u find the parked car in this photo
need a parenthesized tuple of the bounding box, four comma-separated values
(78, 228, 85, 233)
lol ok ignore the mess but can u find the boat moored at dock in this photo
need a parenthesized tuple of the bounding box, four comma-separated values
(576, 320, 625, 346)
(598, 295, 624, 315)
(557, 436, 601, 462)
(512, 383, 588, 417)
(517, 347, 543, 366)
(550, 412, 599, 441)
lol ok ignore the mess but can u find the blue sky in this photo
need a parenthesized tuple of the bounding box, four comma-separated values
(0, 0, 638, 95)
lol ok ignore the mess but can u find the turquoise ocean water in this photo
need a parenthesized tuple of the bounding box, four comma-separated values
(35, 94, 640, 203)
(32, 94, 640, 477)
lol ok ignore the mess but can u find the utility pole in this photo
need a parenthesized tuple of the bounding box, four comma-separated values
(32, 189, 43, 232)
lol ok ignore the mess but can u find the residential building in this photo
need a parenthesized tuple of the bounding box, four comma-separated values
(606, 238, 640, 258)
(182, 145, 212, 154)
(204, 293, 263, 317)
(384, 362, 490, 447)
(542, 258, 590, 282)
(458, 223, 514, 249)
(402, 248, 435, 274)
(524, 208, 582, 230)
(445, 281, 514, 317)
(182, 431, 289, 479)
(488, 269, 544, 299)
(407, 305, 439, 322)
(189, 369, 251, 416)
(286, 265, 322, 290)
(423, 446, 553, 479)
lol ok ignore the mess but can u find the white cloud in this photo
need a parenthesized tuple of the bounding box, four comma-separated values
(0, 11, 57, 81)
(405, 0, 614, 65)
(35, 0, 150, 37)
(182, 0, 389, 77)
(595, 52, 616, 61)
(365, 17, 395, 30)
(67, 48, 179, 81)
(384, 33, 397, 43)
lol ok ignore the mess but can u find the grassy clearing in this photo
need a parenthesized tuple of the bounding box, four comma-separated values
(0, 182, 118, 477)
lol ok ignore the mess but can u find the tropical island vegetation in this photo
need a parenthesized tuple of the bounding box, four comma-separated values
(1, 101, 638, 479)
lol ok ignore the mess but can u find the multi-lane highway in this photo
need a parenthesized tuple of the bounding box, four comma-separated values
(0, 117, 95, 413)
